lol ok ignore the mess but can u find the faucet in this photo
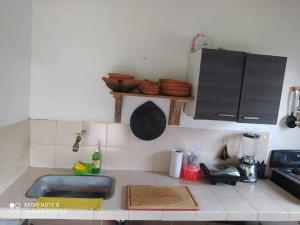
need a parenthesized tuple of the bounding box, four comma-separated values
(72, 134, 81, 152)
(72, 122, 87, 152)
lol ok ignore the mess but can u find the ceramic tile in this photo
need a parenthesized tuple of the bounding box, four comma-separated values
(208, 184, 240, 196)
(256, 180, 300, 212)
(289, 212, 300, 221)
(82, 122, 107, 146)
(58, 209, 93, 220)
(245, 195, 288, 221)
(106, 124, 131, 147)
(188, 184, 215, 197)
(56, 121, 82, 145)
(9, 177, 34, 191)
(126, 171, 156, 185)
(152, 150, 171, 172)
(217, 196, 257, 221)
(23, 167, 72, 179)
(193, 195, 226, 221)
(234, 182, 266, 197)
(58, 220, 101, 225)
(0, 148, 30, 193)
(128, 210, 163, 220)
(105, 147, 130, 170)
(0, 208, 21, 219)
(30, 144, 55, 168)
(162, 210, 196, 221)
(93, 210, 129, 220)
(55, 145, 81, 168)
(0, 122, 30, 164)
(129, 148, 158, 171)
(153, 172, 181, 186)
(0, 189, 34, 208)
(21, 208, 60, 219)
(31, 119, 56, 145)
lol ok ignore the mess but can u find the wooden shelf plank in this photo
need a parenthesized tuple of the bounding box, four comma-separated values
(110, 91, 193, 126)
(111, 91, 193, 102)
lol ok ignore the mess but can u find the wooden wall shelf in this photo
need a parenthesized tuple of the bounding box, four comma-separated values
(110, 92, 193, 125)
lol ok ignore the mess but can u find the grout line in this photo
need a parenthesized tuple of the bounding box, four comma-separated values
(54, 120, 58, 167)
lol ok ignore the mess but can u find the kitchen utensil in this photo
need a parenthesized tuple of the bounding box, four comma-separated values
(181, 151, 200, 181)
(286, 89, 298, 128)
(127, 185, 199, 210)
(200, 163, 245, 185)
(130, 101, 166, 141)
(239, 156, 257, 182)
(181, 165, 201, 181)
(169, 149, 183, 178)
(238, 133, 260, 183)
(256, 160, 266, 179)
(102, 77, 140, 92)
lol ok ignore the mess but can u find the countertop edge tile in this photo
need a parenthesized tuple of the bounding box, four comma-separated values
(0, 168, 300, 221)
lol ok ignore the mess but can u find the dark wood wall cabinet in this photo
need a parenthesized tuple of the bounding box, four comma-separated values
(184, 48, 287, 125)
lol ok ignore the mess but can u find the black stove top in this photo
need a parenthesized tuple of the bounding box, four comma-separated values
(270, 150, 300, 199)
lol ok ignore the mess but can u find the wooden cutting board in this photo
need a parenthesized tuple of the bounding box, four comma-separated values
(127, 185, 199, 210)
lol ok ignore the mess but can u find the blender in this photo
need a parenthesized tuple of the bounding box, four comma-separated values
(239, 133, 261, 182)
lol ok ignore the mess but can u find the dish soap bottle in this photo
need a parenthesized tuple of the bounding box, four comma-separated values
(91, 142, 101, 174)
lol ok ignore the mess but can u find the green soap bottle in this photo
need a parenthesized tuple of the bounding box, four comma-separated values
(91, 142, 101, 174)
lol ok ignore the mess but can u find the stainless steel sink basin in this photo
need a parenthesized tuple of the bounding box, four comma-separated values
(25, 175, 114, 199)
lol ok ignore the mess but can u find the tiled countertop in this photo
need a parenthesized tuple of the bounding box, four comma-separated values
(0, 167, 300, 221)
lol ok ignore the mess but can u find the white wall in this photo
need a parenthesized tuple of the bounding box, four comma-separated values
(30, 0, 300, 151)
(0, 0, 32, 127)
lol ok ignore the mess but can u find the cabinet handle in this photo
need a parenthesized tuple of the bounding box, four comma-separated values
(217, 113, 235, 117)
(242, 116, 260, 120)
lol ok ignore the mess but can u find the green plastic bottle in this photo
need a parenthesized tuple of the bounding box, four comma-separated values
(91, 143, 101, 174)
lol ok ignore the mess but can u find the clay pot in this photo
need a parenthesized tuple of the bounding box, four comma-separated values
(160, 89, 191, 97)
(138, 80, 160, 95)
(108, 73, 134, 79)
(159, 79, 192, 87)
(102, 77, 140, 92)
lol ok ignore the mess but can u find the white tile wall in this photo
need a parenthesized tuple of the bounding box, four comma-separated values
(29, 119, 269, 171)
(0, 120, 30, 194)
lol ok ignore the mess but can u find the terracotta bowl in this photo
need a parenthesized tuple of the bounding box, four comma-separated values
(102, 77, 140, 92)
(160, 86, 191, 92)
(108, 73, 134, 79)
(161, 89, 191, 97)
(138, 80, 160, 95)
(159, 79, 192, 87)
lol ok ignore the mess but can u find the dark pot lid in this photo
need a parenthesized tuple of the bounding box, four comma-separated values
(130, 101, 166, 141)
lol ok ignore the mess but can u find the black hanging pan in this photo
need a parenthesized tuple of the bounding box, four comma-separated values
(130, 101, 166, 141)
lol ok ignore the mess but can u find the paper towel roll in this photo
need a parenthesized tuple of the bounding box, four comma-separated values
(169, 149, 183, 178)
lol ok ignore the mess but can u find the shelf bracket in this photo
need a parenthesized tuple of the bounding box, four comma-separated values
(110, 92, 192, 125)
(113, 93, 122, 123)
(169, 99, 184, 126)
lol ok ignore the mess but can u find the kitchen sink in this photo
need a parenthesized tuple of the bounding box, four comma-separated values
(25, 175, 114, 199)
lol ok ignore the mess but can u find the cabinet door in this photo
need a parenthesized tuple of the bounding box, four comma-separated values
(195, 49, 245, 121)
(238, 54, 287, 124)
